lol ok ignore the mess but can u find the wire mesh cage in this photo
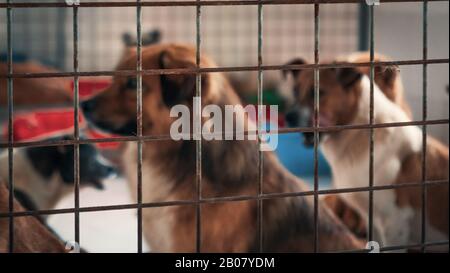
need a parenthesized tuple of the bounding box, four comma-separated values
(0, 0, 448, 253)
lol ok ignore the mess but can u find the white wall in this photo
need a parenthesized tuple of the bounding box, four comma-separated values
(0, 3, 359, 71)
(374, 2, 449, 143)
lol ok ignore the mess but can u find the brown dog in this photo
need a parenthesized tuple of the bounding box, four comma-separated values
(81, 43, 364, 252)
(284, 57, 449, 251)
(0, 62, 72, 107)
(0, 181, 66, 253)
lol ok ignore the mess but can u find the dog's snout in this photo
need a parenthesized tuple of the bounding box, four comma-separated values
(103, 165, 117, 178)
(95, 159, 118, 179)
(285, 110, 300, 127)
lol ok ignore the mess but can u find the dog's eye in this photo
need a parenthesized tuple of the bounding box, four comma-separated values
(125, 77, 137, 90)
(309, 88, 326, 99)
(309, 88, 315, 99)
(124, 77, 148, 92)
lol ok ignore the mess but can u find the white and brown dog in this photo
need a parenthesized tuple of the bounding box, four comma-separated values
(81, 43, 364, 252)
(284, 55, 449, 250)
(0, 135, 116, 212)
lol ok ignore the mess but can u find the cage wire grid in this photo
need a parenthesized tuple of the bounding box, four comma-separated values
(0, 0, 448, 253)
(0, 1, 359, 72)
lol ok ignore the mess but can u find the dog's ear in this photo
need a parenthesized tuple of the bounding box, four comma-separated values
(25, 146, 60, 179)
(282, 58, 307, 79)
(124, 30, 162, 47)
(336, 67, 363, 89)
(122, 32, 135, 47)
(375, 65, 398, 88)
(142, 30, 162, 46)
(159, 49, 199, 107)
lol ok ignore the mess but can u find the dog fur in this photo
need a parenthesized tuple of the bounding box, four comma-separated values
(323, 194, 366, 240)
(0, 61, 72, 107)
(321, 52, 413, 242)
(335, 52, 412, 118)
(81, 43, 364, 252)
(0, 181, 66, 253)
(284, 58, 449, 250)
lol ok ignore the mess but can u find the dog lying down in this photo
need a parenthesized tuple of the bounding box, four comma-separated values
(0, 182, 66, 253)
(81, 43, 364, 252)
(0, 135, 116, 212)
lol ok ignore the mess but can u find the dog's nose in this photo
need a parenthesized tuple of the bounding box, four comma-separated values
(99, 163, 118, 179)
(81, 99, 96, 114)
(105, 165, 117, 177)
(285, 110, 300, 127)
(303, 132, 316, 147)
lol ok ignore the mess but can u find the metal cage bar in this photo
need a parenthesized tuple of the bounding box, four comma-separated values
(136, 0, 144, 253)
(72, 5, 81, 247)
(257, 0, 264, 253)
(313, 2, 320, 253)
(1, 179, 448, 219)
(6, 0, 14, 254)
(0, 0, 446, 9)
(1, 59, 448, 79)
(420, 0, 429, 253)
(1, 119, 447, 149)
(367, 3, 375, 244)
(195, 0, 203, 253)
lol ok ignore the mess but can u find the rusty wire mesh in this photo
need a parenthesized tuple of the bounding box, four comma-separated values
(0, 0, 448, 253)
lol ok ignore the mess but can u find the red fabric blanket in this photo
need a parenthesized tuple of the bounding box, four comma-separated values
(2, 78, 118, 149)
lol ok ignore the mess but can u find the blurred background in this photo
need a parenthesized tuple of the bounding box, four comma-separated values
(0, 0, 448, 252)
